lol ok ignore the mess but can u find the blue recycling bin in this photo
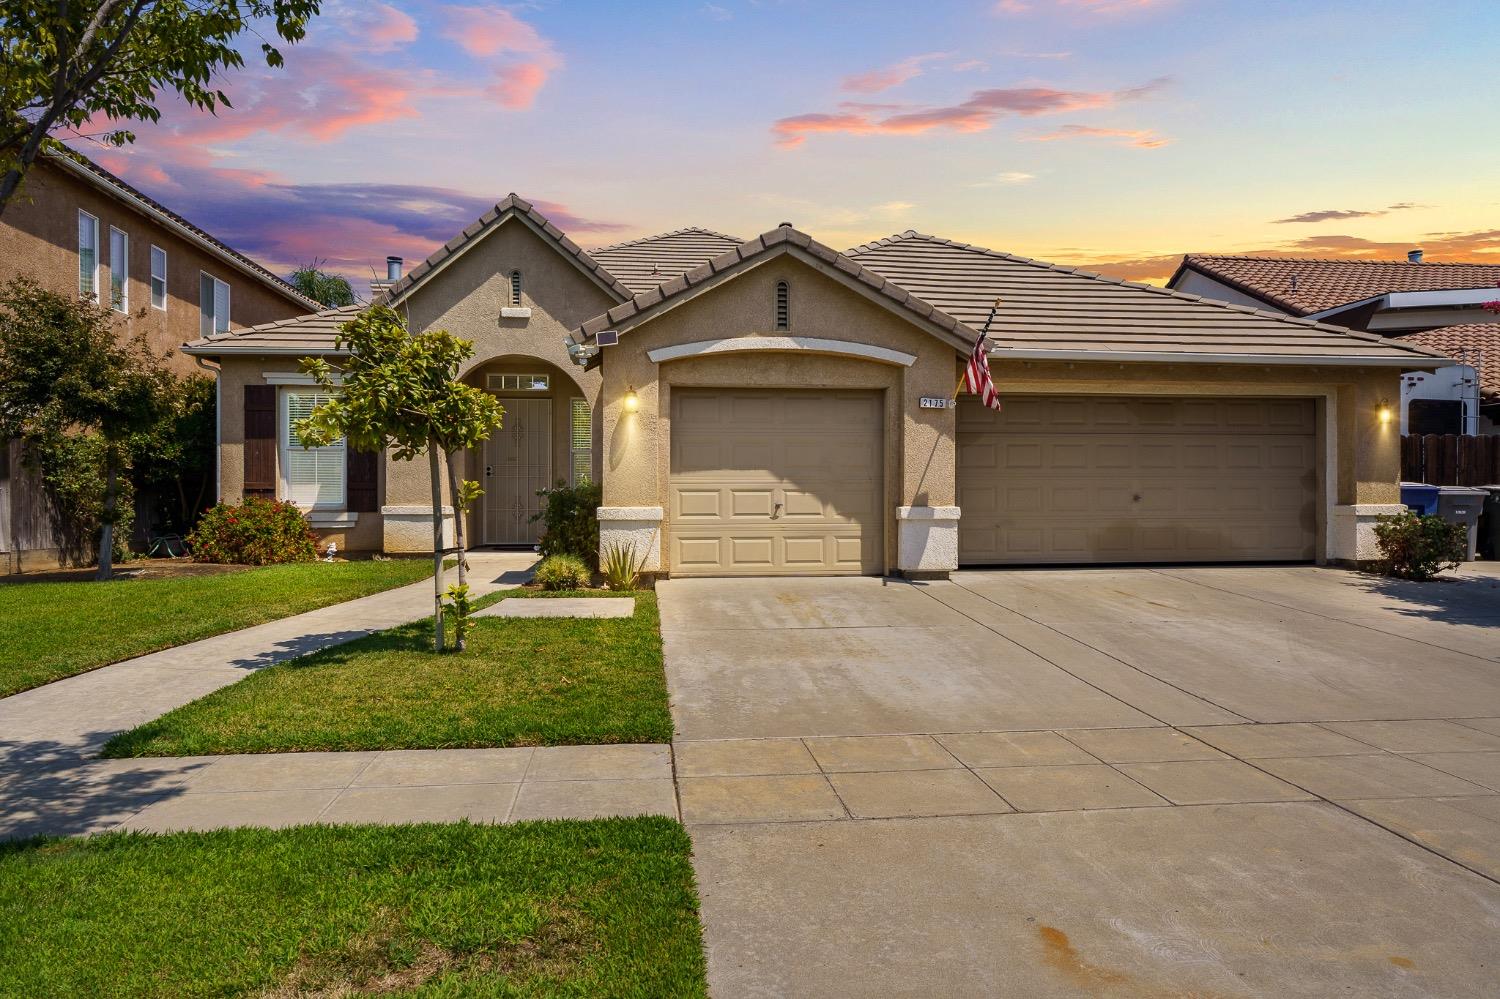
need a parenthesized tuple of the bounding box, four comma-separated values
(1400, 482, 1440, 516)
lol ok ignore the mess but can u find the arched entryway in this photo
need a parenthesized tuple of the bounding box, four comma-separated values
(462, 356, 596, 547)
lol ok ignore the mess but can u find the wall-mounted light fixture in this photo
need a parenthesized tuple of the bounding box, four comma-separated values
(624, 387, 640, 413)
(1377, 399, 1394, 425)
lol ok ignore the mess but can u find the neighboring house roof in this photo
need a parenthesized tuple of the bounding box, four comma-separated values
(848, 233, 1447, 365)
(1395, 323, 1500, 401)
(182, 304, 362, 356)
(576, 224, 972, 350)
(46, 148, 318, 311)
(1171, 253, 1500, 316)
(378, 193, 635, 304)
(589, 228, 746, 294)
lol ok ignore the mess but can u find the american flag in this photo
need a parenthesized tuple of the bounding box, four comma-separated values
(962, 332, 1002, 411)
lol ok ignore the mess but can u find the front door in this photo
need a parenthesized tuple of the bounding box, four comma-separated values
(484, 398, 552, 545)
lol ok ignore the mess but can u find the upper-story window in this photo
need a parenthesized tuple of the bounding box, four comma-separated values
(78, 211, 99, 299)
(774, 280, 791, 331)
(199, 272, 230, 335)
(509, 270, 522, 306)
(109, 227, 128, 312)
(149, 246, 167, 310)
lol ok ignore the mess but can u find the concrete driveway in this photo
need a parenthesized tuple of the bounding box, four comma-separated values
(660, 566, 1500, 998)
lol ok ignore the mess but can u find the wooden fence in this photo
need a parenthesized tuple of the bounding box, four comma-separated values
(1401, 434, 1500, 486)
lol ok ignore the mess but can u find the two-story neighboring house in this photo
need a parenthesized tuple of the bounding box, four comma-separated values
(0, 149, 316, 570)
(1169, 253, 1500, 435)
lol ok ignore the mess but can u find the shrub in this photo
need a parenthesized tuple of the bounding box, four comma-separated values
(601, 540, 643, 591)
(1372, 511, 1467, 580)
(187, 497, 318, 565)
(534, 480, 601, 567)
(535, 554, 591, 591)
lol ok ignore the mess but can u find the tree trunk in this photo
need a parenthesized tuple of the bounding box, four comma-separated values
(445, 448, 468, 651)
(428, 438, 445, 652)
(96, 451, 118, 581)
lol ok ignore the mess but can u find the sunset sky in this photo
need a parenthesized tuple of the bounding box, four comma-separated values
(74, 0, 1500, 289)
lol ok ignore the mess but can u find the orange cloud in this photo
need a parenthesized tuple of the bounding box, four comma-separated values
(842, 53, 950, 94)
(774, 78, 1169, 148)
(1026, 124, 1171, 147)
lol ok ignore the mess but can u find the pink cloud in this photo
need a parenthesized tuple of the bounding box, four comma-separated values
(842, 53, 950, 94)
(773, 78, 1168, 148)
(441, 5, 550, 58)
(1026, 124, 1171, 147)
(366, 3, 419, 51)
(488, 56, 560, 110)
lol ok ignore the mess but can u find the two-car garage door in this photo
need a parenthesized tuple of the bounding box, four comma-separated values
(958, 395, 1317, 565)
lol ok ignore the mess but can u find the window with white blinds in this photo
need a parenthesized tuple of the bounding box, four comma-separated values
(281, 390, 344, 508)
(570, 398, 592, 484)
(109, 227, 128, 312)
(200, 272, 230, 335)
(78, 211, 99, 298)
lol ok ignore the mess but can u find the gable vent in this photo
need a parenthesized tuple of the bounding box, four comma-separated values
(509, 270, 522, 306)
(774, 280, 791, 331)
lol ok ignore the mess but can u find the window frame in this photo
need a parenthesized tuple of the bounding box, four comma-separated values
(108, 226, 128, 312)
(78, 210, 100, 299)
(199, 271, 231, 335)
(149, 245, 167, 311)
(278, 387, 346, 510)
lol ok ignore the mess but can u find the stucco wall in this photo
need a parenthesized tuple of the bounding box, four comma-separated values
(0, 160, 306, 377)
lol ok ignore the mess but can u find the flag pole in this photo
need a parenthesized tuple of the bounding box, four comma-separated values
(953, 297, 1004, 400)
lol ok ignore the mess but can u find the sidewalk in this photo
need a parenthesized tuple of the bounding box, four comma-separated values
(0, 552, 534, 773)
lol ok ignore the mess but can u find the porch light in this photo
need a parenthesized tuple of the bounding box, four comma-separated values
(1377, 400, 1393, 425)
(624, 387, 640, 413)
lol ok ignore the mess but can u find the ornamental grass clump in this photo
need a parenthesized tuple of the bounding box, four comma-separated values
(187, 497, 318, 565)
(535, 554, 591, 591)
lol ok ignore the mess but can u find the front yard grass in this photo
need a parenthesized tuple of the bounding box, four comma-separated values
(0, 560, 437, 698)
(0, 817, 706, 998)
(103, 591, 671, 757)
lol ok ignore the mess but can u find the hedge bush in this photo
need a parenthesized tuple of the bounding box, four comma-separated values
(1372, 510, 1468, 581)
(187, 497, 319, 565)
(535, 554, 591, 591)
(534, 480, 601, 567)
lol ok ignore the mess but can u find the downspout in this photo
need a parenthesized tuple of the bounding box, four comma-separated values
(194, 355, 222, 504)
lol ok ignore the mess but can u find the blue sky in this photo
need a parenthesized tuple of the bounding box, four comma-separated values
(77, 0, 1500, 286)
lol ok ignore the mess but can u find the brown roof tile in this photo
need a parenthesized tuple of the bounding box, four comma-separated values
(1395, 324, 1500, 400)
(589, 228, 745, 293)
(1177, 254, 1500, 315)
(182, 304, 362, 354)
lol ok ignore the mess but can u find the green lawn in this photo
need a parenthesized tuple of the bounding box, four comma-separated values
(104, 591, 671, 758)
(0, 818, 706, 998)
(0, 560, 437, 698)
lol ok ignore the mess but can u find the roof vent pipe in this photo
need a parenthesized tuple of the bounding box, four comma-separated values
(778, 221, 793, 228)
(1407, 249, 1423, 264)
(386, 256, 403, 281)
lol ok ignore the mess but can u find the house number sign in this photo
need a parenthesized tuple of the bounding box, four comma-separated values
(918, 397, 951, 410)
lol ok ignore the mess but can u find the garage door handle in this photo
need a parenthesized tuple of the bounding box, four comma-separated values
(772, 501, 783, 520)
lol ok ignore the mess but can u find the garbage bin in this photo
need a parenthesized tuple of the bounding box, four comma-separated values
(1478, 486, 1500, 562)
(1436, 486, 1487, 562)
(1400, 481, 1441, 516)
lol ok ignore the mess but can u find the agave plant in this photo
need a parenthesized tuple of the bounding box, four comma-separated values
(601, 540, 644, 591)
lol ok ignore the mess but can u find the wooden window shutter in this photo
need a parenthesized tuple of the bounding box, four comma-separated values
(242, 385, 276, 499)
(346, 448, 379, 512)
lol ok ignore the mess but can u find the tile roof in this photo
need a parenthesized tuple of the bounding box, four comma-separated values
(1175, 254, 1500, 315)
(578, 225, 970, 345)
(589, 228, 746, 293)
(378, 193, 635, 304)
(1395, 324, 1500, 401)
(847, 232, 1448, 364)
(47, 149, 317, 311)
(182, 304, 363, 355)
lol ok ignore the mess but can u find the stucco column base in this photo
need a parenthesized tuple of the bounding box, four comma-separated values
(599, 506, 664, 571)
(896, 505, 960, 578)
(382, 505, 455, 553)
(1330, 503, 1406, 564)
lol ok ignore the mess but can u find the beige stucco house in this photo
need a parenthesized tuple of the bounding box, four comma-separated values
(183, 196, 1451, 577)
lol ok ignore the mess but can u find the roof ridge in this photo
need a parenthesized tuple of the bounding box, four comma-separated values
(1186, 253, 1500, 269)
(590, 226, 744, 253)
(850, 231, 1441, 355)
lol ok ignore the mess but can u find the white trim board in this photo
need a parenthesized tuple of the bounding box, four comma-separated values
(648, 336, 917, 367)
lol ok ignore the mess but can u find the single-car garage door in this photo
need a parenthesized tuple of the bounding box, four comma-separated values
(958, 395, 1317, 564)
(668, 389, 882, 575)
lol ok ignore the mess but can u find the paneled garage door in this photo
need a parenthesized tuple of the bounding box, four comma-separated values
(958, 395, 1317, 564)
(668, 389, 882, 575)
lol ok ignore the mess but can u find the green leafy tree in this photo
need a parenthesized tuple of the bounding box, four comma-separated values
(0, 276, 172, 578)
(289, 261, 355, 308)
(132, 373, 216, 534)
(0, 0, 322, 213)
(297, 305, 504, 651)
